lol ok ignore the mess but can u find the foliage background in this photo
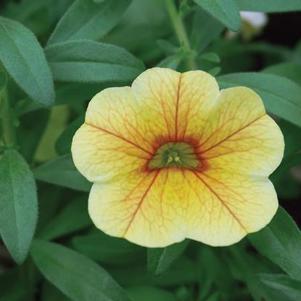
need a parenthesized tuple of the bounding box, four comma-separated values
(0, 0, 301, 300)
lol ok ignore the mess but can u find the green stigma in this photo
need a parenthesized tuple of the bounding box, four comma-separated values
(149, 142, 199, 170)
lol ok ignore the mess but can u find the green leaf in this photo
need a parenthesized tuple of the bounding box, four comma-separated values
(237, 0, 301, 12)
(218, 72, 301, 127)
(147, 240, 189, 275)
(31, 240, 131, 301)
(56, 116, 84, 155)
(111, 257, 197, 287)
(0, 150, 38, 264)
(157, 54, 183, 70)
(34, 155, 91, 192)
(191, 7, 224, 52)
(205, 292, 221, 301)
(127, 286, 175, 301)
(197, 247, 235, 299)
(194, 0, 240, 31)
(42, 282, 71, 301)
(264, 63, 301, 85)
(249, 207, 301, 281)
(0, 268, 30, 301)
(259, 273, 301, 301)
(0, 17, 54, 105)
(47, 0, 131, 45)
(71, 230, 143, 266)
(45, 40, 144, 83)
(39, 197, 91, 240)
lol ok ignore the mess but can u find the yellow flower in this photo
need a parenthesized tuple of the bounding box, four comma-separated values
(71, 68, 284, 247)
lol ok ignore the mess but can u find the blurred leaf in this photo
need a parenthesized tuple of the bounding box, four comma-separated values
(278, 120, 301, 158)
(270, 120, 301, 188)
(111, 257, 197, 287)
(0, 17, 54, 105)
(194, 0, 241, 31)
(191, 7, 224, 52)
(45, 40, 144, 83)
(0, 268, 30, 301)
(34, 105, 69, 162)
(31, 240, 131, 301)
(47, 0, 131, 45)
(17, 109, 49, 162)
(41, 282, 70, 301)
(237, 0, 301, 12)
(218, 72, 301, 127)
(147, 240, 189, 275)
(39, 197, 91, 240)
(227, 245, 277, 301)
(249, 207, 301, 281)
(157, 54, 183, 69)
(55, 82, 104, 105)
(56, 116, 84, 155)
(205, 292, 221, 301)
(71, 230, 143, 266)
(36, 186, 62, 236)
(264, 63, 301, 85)
(127, 286, 175, 301)
(197, 247, 236, 299)
(0, 150, 37, 264)
(259, 273, 301, 301)
(200, 52, 220, 63)
(2, 0, 72, 37)
(34, 154, 91, 191)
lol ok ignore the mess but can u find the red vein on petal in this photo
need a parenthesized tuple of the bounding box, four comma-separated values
(197, 114, 265, 155)
(123, 170, 160, 236)
(201, 172, 249, 206)
(192, 171, 248, 233)
(175, 74, 182, 140)
(85, 122, 153, 156)
(122, 173, 153, 203)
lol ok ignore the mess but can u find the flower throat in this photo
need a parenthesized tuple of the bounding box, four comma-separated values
(148, 142, 199, 170)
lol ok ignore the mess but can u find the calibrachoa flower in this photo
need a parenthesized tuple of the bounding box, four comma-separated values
(71, 68, 284, 247)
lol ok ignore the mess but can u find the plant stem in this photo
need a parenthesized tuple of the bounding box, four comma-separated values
(0, 88, 17, 148)
(165, 0, 196, 70)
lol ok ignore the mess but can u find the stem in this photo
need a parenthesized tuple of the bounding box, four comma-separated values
(165, 0, 196, 70)
(0, 88, 17, 148)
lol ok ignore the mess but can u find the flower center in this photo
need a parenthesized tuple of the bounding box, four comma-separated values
(148, 142, 199, 170)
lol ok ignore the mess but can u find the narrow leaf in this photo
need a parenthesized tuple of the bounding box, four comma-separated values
(72, 230, 143, 266)
(147, 240, 189, 275)
(237, 0, 301, 12)
(34, 155, 91, 192)
(218, 72, 301, 127)
(0, 17, 54, 105)
(194, 0, 241, 31)
(47, 0, 131, 45)
(56, 116, 84, 155)
(249, 207, 301, 281)
(31, 240, 131, 301)
(45, 40, 144, 83)
(0, 150, 38, 264)
(127, 286, 175, 301)
(39, 198, 91, 240)
(259, 273, 301, 301)
(264, 63, 301, 85)
(191, 7, 224, 52)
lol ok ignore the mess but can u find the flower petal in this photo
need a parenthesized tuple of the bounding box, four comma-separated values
(88, 167, 278, 247)
(88, 170, 190, 247)
(131, 68, 219, 142)
(72, 123, 149, 182)
(197, 87, 284, 176)
(185, 170, 278, 246)
(174, 70, 220, 140)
